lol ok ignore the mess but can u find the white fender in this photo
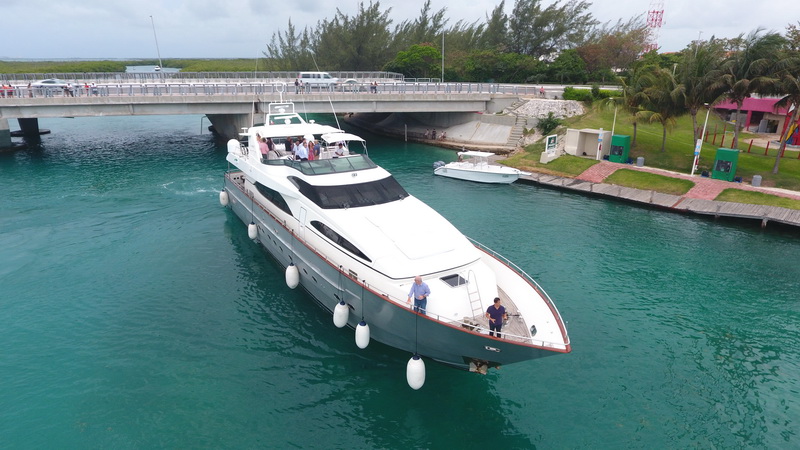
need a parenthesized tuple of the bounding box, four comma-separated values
(247, 222, 258, 240)
(406, 354, 426, 390)
(227, 139, 240, 154)
(333, 301, 349, 328)
(219, 190, 229, 206)
(355, 321, 370, 349)
(285, 263, 299, 289)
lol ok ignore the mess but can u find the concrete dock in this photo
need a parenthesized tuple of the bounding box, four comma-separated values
(518, 161, 800, 229)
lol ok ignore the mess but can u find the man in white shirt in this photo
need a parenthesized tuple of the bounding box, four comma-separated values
(334, 143, 345, 157)
(295, 138, 309, 161)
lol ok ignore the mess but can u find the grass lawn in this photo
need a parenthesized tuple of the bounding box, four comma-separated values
(604, 169, 694, 195)
(715, 189, 800, 210)
(523, 105, 800, 191)
(504, 140, 598, 177)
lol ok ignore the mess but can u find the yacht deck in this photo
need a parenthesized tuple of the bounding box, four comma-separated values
(460, 287, 530, 343)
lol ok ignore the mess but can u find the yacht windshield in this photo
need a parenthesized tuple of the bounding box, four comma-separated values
(290, 176, 409, 209)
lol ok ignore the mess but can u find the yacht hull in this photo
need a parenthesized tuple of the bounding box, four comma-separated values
(434, 166, 520, 184)
(224, 172, 564, 370)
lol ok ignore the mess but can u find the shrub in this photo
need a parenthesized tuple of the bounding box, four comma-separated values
(537, 112, 561, 135)
(597, 88, 619, 99)
(562, 86, 594, 102)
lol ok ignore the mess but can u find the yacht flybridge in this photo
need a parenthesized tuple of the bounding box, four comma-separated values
(220, 102, 570, 389)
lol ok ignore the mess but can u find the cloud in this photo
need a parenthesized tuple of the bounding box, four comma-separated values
(2, 0, 796, 59)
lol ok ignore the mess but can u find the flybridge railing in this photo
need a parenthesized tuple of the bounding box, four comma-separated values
(0, 71, 406, 84)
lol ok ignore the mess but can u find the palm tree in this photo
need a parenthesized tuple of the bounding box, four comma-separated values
(636, 67, 687, 152)
(617, 63, 656, 146)
(675, 39, 724, 142)
(710, 29, 786, 149)
(769, 68, 800, 174)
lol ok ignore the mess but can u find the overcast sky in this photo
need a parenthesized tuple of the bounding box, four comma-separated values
(2, 0, 795, 60)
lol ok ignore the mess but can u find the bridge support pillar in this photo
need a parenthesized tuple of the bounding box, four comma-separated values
(18, 118, 41, 136)
(0, 119, 11, 149)
(206, 114, 252, 140)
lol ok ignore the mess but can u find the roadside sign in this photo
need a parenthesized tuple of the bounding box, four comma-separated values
(546, 134, 557, 155)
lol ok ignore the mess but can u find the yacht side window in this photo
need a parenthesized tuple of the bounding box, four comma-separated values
(255, 182, 293, 216)
(310, 220, 372, 262)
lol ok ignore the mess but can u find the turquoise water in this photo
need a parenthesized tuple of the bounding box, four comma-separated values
(1, 115, 799, 448)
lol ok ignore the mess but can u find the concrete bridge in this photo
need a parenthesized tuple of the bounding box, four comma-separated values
(0, 79, 554, 148)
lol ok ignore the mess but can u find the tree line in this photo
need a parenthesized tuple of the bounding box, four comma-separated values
(262, 0, 645, 83)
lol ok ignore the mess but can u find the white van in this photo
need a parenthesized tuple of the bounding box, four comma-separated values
(297, 72, 339, 89)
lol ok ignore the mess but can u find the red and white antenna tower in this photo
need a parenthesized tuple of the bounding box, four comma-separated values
(644, 0, 665, 53)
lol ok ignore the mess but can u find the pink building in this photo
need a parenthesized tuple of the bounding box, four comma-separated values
(713, 97, 790, 134)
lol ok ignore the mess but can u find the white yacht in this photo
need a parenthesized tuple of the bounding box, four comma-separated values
(434, 151, 531, 184)
(220, 102, 570, 383)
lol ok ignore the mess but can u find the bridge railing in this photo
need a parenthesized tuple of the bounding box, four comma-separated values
(0, 71, 406, 84)
(0, 81, 549, 99)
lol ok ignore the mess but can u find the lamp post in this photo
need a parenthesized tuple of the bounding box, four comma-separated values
(694, 31, 703, 57)
(596, 127, 604, 161)
(611, 99, 618, 136)
(441, 33, 445, 82)
(691, 103, 711, 176)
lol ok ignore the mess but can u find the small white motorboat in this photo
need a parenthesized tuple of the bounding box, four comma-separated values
(433, 151, 531, 184)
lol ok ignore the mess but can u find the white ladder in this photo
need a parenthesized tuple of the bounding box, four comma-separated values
(467, 270, 483, 318)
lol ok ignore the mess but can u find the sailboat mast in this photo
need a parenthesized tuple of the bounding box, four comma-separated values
(149, 15, 163, 69)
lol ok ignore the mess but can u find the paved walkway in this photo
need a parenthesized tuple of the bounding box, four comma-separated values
(575, 161, 800, 202)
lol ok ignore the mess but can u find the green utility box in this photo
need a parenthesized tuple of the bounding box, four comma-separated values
(711, 148, 739, 181)
(609, 135, 631, 163)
